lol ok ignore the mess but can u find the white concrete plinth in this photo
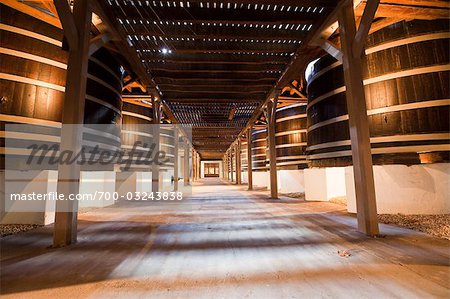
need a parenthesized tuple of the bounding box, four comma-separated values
(79, 171, 116, 208)
(1, 170, 57, 225)
(116, 172, 152, 196)
(161, 169, 174, 191)
(253, 171, 268, 188)
(241, 172, 248, 184)
(278, 169, 305, 193)
(346, 164, 450, 214)
(304, 168, 346, 201)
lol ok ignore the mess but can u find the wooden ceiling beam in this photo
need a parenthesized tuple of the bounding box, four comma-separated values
(156, 0, 337, 7)
(141, 54, 291, 64)
(164, 94, 266, 100)
(160, 83, 273, 87)
(159, 85, 272, 92)
(145, 63, 286, 72)
(155, 78, 277, 85)
(153, 73, 279, 80)
(125, 25, 308, 39)
(115, 5, 323, 23)
(162, 88, 270, 94)
(136, 42, 298, 53)
(130, 32, 306, 41)
(167, 99, 262, 104)
(151, 69, 282, 74)
(142, 58, 289, 65)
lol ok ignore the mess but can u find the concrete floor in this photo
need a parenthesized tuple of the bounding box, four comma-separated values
(1, 178, 449, 298)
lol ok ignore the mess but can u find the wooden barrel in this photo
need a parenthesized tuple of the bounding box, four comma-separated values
(275, 103, 308, 169)
(121, 101, 153, 172)
(241, 140, 248, 172)
(251, 128, 267, 171)
(121, 101, 176, 172)
(160, 125, 176, 171)
(0, 4, 123, 170)
(306, 19, 450, 167)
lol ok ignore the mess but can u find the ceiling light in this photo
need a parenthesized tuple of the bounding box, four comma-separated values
(161, 48, 172, 54)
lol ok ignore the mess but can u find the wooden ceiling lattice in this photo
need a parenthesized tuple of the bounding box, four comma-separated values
(167, 101, 260, 127)
(105, 0, 335, 158)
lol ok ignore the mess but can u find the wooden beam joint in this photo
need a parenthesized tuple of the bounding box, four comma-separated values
(53, 0, 78, 49)
(89, 33, 111, 56)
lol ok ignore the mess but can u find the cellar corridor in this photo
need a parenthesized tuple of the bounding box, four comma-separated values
(1, 178, 448, 298)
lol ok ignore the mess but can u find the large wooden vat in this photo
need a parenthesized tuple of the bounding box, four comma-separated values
(251, 128, 267, 171)
(121, 101, 176, 172)
(275, 103, 308, 169)
(120, 101, 153, 171)
(241, 140, 248, 172)
(306, 19, 449, 167)
(159, 125, 176, 171)
(0, 4, 123, 170)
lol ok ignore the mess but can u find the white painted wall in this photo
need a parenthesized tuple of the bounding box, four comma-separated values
(346, 164, 450, 214)
(241, 171, 247, 184)
(278, 169, 305, 193)
(116, 172, 152, 196)
(253, 171, 268, 188)
(305, 167, 346, 201)
(161, 169, 174, 191)
(1, 170, 57, 225)
(79, 171, 116, 208)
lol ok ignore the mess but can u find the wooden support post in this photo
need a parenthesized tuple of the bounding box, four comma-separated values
(235, 139, 242, 185)
(224, 153, 227, 180)
(226, 152, 230, 180)
(53, 0, 91, 247)
(227, 151, 230, 181)
(191, 149, 197, 181)
(224, 154, 227, 180)
(229, 150, 232, 181)
(193, 149, 197, 181)
(173, 129, 179, 191)
(246, 127, 253, 190)
(184, 142, 190, 186)
(222, 156, 225, 179)
(230, 149, 234, 182)
(191, 149, 195, 182)
(265, 98, 278, 199)
(197, 153, 201, 179)
(222, 157, 224, 179)
(152, 97, 162, 193)
(338, 1, 379, 236)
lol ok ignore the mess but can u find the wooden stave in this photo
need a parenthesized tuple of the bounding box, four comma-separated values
(275, 104, 308, 169)
(241, 141, 248, 171)
(121, 103, 176, 172)
(0, 5, 123, 170)
(120, 102, 153, 172)
(306, 19, 450, 167)
(251, 128, 267, 171)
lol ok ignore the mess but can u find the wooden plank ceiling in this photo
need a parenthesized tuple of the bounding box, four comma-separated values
(105, 0, 338, 159)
